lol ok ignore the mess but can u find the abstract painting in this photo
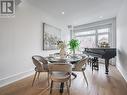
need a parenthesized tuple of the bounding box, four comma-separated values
(43, 23, 61, 50)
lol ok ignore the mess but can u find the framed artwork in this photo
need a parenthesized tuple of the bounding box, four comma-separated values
(43, 23, 61, 50)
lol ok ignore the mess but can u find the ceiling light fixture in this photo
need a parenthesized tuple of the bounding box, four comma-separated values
(61, 12, 65, 15)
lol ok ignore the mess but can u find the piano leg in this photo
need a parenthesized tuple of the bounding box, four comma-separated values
(105, 59, 109, 74)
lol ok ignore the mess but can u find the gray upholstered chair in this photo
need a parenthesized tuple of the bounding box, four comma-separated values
(32, 55, 49, 86)
(48, 63, 72, 95)
(72, 58, 88, 86)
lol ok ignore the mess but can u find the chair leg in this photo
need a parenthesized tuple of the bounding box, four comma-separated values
(37, 72, 40, 85)
(32, 71, 37, 86)
(90, 58, 92, 67)
(48, 72, 50, 86)
(87, 59, 89, 65)
(69, 78, 71, 87)
(92, 63, 94, 71)
(50, 80, 53, 94)
(82, 70, 88, 86)
(66, 81, 70, 95)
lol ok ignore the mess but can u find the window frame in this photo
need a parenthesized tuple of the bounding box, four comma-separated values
(71, 18, 116, 65)
(74, 25, 111, 48)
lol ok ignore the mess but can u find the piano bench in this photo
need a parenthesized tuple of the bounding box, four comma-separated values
(92, 57, 99, 71)
(87, 57, 92, 66)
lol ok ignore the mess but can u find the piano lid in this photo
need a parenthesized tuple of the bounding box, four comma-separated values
(83, 48, 116, 59)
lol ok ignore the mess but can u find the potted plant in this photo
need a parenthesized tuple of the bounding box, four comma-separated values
(68, 39, 80, 56)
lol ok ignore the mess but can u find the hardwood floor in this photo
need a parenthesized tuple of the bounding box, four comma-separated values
(0, 64, 127, 95)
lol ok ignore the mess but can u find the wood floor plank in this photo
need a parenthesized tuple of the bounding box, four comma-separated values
(0, 64, 127, 95)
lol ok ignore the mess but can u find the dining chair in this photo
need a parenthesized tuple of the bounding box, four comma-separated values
(32, 55, 49, 87)
(48, 63, 72, 95)
(72, 58, 88, 86)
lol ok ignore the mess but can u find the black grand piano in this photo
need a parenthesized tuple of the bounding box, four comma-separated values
(83, 48, 116, 74)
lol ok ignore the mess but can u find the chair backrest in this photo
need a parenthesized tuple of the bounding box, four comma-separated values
(48, 63, 72, 73)
(74, 58, 87, 70)
(32, 55, 48, 71)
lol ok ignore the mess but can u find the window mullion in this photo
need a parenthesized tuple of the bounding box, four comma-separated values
(95, 29, 98, 47)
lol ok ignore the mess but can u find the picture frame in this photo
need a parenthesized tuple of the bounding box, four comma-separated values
(43, 23, 61, 50)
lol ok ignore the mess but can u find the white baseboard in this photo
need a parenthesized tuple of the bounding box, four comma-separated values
(116, 65, 127, 83)
(0, 69, 34, 87)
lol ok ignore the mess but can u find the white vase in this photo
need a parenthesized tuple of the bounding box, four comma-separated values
(60, 48, 66, 58)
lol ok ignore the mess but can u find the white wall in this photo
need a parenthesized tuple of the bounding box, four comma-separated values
(117, 0, 127, 82)
(0, 0, 67, 87)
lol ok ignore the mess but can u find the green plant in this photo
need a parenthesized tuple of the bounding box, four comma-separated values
(68, 39, 80, 54)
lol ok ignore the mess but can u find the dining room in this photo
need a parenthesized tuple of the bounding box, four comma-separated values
(0, 0, 127, 95)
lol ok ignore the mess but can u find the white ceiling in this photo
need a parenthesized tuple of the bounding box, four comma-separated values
(28, 0, 124, 26)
